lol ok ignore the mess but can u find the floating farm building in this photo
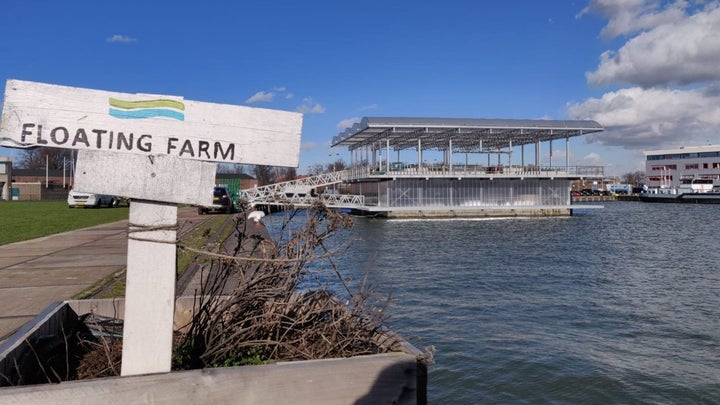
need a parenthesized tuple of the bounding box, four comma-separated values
(331, 117, 604, 218)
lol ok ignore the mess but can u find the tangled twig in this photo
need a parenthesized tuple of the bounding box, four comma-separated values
(174, 201, 399, 369)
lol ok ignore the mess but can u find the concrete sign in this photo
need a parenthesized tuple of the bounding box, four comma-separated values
(0, 79, 303, 167)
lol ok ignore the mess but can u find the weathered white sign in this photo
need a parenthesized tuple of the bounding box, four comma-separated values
(1, 79, 306, 377)
(0, 79, 303, 167)
(74, 150, 216, 206)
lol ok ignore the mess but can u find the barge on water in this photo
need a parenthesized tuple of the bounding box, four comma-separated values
(639, 178, 720, 204)
(331, 117, 605, 218)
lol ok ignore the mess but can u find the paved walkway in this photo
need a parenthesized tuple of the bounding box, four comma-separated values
(0, 208, 207, 341)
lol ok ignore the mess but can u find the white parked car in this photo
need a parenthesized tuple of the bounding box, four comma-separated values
(67, 189, 118, 208)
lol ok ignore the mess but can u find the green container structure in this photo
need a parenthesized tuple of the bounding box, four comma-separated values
(220, 178, 242, 210)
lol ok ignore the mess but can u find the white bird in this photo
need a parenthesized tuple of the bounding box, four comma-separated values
(247, 210, 266, 223)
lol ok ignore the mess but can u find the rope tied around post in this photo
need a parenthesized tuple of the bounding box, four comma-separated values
(177, 244, 315, 264)
(128, 222, 313, 263)
(127, 223, 180, 244)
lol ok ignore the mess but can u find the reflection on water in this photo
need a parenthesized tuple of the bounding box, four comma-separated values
(267, 203, 720, 403)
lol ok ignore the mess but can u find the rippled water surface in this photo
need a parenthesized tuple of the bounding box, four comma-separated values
(268, 202, 720, 403)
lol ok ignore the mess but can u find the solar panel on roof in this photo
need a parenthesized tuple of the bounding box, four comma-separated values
(332, 116, 603, 151)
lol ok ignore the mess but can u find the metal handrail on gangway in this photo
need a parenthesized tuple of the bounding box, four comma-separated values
(255, 193, 365, 208)
(239, 170, 366, 208)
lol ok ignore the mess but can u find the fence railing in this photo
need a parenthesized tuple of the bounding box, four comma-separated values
(345, 164, 604, 180)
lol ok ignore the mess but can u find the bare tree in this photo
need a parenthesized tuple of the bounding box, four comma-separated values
(623, 170, 646, 185)
(276, 166, 297, 182)
(18, 147, 74, 170)
(307, 163, 325, 176)
(325, 159, 346, 173)
(217, 163, 248, 174)
(253, 165, 277, 186)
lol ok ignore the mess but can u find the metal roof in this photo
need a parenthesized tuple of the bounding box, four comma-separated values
(332, 117, 604, 152)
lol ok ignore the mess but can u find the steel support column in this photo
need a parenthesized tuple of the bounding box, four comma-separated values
(549, 139, 553, 169)
(565, 136, 569, 169)
(509, 140, 513, 166)
(418, 139, 422, 171)
(372, 141, 378, 170)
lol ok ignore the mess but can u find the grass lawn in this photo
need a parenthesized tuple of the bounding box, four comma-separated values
(0, 200, 129, 245)
(1, 200, 233, 298)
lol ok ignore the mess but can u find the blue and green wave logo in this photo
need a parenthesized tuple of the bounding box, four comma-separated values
(108, 98, 185, 121)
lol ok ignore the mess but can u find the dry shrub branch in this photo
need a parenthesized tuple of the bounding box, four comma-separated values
(173, 201, 401, 369)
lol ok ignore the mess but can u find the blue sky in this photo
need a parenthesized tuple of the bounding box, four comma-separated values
(2, 0, 720, 177)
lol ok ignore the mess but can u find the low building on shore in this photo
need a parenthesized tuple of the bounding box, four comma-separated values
(644, 144, 720, 190)
(0, 157, 11, 201)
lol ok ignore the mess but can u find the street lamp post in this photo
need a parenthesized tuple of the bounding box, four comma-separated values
(329, 153, 339, 172)
(329, 153, 339, 192)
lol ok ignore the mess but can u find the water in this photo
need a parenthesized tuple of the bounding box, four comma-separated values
(267, 202, 720, 403)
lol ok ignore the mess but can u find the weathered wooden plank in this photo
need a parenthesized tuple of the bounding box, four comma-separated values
(0, 79, 303, 166)
(3, 299, 426, 403)
(1, 353, 420, 405)
(68, 297, 202, 334)
(120, 201, 177, 376)
(73, 150, 216, 206)
(0, 302, 75, 385)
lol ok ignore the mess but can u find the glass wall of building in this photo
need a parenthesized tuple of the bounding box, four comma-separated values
(351, 178, 570, 208)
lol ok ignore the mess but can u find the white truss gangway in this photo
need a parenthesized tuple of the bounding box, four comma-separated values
(239, 170, 365, 208)
(257, 193, 366, 209)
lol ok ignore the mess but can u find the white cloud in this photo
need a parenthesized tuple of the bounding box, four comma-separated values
(570, 2, 720, 154)
(577, 0, 688, 39)
(296, 97, 325, 114)
(587, 4, 720, 87)
(337, 117, 361, 130)
(567, 86, 720, 149)
(582, 152, 604, 166)
(247, 86, 294, 103)
(358, 104, 378, 112)
(300, 141, 317, 152)
(107, 34, 137, 43)
(245, 91, 274, 104)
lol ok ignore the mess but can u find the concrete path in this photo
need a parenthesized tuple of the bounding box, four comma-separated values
(0, 207, 207, 341)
